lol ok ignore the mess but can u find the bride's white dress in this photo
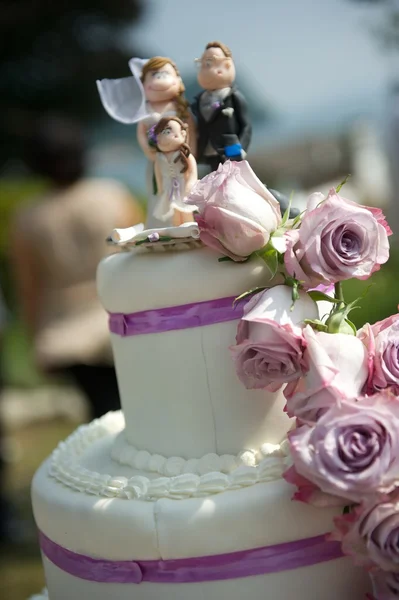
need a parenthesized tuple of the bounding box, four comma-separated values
(143, 106, 178, 228)
(153, 151, 193, 222)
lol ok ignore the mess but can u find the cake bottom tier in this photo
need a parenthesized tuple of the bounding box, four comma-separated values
(32, 424, 372, 600)
(39, 554, 369, 600)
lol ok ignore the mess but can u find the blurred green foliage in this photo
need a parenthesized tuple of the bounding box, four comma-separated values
(0, 178, 49, 305)
(0, 179, 48, 252)
(2, 319, 47, 388)
(0, 179, 49, 387)
(343, 247, 399, 327)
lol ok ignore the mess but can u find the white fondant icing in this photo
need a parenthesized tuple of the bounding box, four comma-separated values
(32, 442, 372, 596)
(97, 246, 290, 459)
(32, 447, 349, 560)
(111, 426, 288, 477)
(47, 412, 290, 501)
(109, 221, 201, 247)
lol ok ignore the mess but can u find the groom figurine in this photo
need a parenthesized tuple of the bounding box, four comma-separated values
(192, 41, 252, 171)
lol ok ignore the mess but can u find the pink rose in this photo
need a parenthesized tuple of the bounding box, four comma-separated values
(283, 464, 346, 507)
(359, 314, 399, 395)
(285, 325, 369, 423)
(284, 188, 391, 289)
(230, 285, 318, 390)
(333, 495, 399, 573)
(185, 160, 281, 261)
(288, 391, 399, 504)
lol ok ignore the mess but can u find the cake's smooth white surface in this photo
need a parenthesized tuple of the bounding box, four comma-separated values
(32, 416, 371, 598)
(46, 413, 290, 500)
(30, 243, 372, 599)
(40, 556, 369, 600)
(97, 246, 290, 459)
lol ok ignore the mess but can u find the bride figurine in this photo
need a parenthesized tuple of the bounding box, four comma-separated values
(97, 57, 196, 228)
(151, 116, 198, 226)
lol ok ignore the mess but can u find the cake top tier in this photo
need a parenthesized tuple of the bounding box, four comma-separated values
(96, 242, 290, 459)
(98, 243, 281, 315)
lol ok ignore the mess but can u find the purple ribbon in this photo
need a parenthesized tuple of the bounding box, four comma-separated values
(39, 530, 343, 584)
(109, 296, 245, 337)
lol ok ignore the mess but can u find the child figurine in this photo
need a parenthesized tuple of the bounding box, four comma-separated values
(97, 56, 196, 227)
(150, 116, 198, 226)
(192, 41, 252, 172)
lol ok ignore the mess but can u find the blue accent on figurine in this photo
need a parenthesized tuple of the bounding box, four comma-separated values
(225, 143, 242, 158)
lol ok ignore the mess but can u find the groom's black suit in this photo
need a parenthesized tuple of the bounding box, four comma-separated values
(191, 87, 252, 170)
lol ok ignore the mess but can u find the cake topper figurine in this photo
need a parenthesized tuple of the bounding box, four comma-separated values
(192, 41, 252, 172)
(97, 57, 196, 227)
(150, 116, 197, 225)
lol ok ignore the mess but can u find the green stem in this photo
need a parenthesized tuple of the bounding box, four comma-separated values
(334, 281, 345, 308)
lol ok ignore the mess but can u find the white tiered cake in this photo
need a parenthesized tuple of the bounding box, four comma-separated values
(30, 239, 371, 599)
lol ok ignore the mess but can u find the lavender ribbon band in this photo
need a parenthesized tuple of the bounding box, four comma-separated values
(108, 296, 245, 337)
(39, 530, 343, 584)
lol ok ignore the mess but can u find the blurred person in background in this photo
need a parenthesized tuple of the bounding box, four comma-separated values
(9, 115, 142, 419)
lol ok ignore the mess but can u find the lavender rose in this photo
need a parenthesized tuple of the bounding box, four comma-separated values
(230, 285, 318, 390)
(359, 314, 399, 395)
(289, 391, 399, 505)
(372, 570, 399, 599)
(185, 160, 281, 261)
(284, 188, 391, 289)
(334, 495, 399, 573)
(285, 325, 369, 423)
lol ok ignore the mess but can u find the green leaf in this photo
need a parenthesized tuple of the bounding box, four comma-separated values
(335, 174, 351, 194)
(334, 281, 345, 306)
(323, 285, 369, 335)
(278, 274, 305, 311)
(218, 256, 235, 262)
(290, 278, 301, 310)
(233, 286, 268, 306)
(345, 318, 357, 335)
(283, 273, 304, 289)
(325, 308, 358, 335)
(291, 209, 307, 229)
(256, 246, 279, 278)
(344, 298, 361, 315)
(308, 291, 342, 304)
(303, 319, 329, 332)
(281, 191, 294, 226)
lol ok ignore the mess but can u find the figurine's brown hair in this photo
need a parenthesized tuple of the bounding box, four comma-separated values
(153, 117, 191, 173)
(140, 57, 189, 120)
(205, 41, 233, 58)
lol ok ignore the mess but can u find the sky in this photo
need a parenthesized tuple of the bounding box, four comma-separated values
(131, 0, 395, 119)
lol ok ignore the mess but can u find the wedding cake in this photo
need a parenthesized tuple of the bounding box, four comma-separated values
(27, 161, 388, 600)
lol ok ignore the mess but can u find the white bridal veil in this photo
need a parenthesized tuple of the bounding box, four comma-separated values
(96, 57, 150, 124)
